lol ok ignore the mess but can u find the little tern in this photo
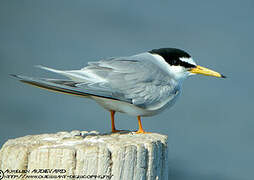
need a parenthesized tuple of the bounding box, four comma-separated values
(12, 48, 225, 133)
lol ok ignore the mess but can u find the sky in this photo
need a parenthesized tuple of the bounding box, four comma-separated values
(0, 0, 254, 179)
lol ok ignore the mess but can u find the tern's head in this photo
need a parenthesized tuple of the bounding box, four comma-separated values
(149, 48, 225, 81)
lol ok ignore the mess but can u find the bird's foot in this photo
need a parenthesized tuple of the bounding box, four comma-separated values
(135, 129, 151, 134)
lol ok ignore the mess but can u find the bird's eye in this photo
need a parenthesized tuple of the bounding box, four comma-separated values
(172, 59, 178, 65)
(180, 61, 196, 69)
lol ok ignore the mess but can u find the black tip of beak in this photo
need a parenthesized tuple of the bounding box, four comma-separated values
(221, 74, 227, 78)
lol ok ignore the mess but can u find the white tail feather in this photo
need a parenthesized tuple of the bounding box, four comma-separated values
(36, 65, 87, 82)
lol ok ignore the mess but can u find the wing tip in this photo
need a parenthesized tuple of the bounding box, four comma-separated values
(9, 74, 22, 79)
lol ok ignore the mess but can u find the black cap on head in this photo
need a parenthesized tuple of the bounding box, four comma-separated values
(149, 48, 196, 68)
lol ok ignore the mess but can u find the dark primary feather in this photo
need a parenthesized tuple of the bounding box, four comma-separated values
(10, 74, 124, 101)
(45, 79, 78, 87)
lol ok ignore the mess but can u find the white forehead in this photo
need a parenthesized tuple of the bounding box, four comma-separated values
(179, 57, 197, 65)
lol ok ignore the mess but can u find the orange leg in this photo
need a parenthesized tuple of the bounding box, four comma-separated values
(110, 110, 122, 133)
(136, 116, 146, 134)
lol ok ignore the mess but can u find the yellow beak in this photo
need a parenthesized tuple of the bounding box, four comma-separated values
(189, 65, 226, 78)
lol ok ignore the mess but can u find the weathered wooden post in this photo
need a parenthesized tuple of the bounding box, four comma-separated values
(0, 130, 168, 180)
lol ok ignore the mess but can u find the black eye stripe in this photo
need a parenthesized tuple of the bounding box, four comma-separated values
(179, 60, 196, 68)
(163, 58, 196, 68)
(149, 48, 196, 68)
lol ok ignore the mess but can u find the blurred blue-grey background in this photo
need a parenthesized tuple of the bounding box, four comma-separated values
(0, 0, 253, 179)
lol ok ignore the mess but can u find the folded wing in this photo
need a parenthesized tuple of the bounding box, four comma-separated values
(13, 52, 178, 109)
